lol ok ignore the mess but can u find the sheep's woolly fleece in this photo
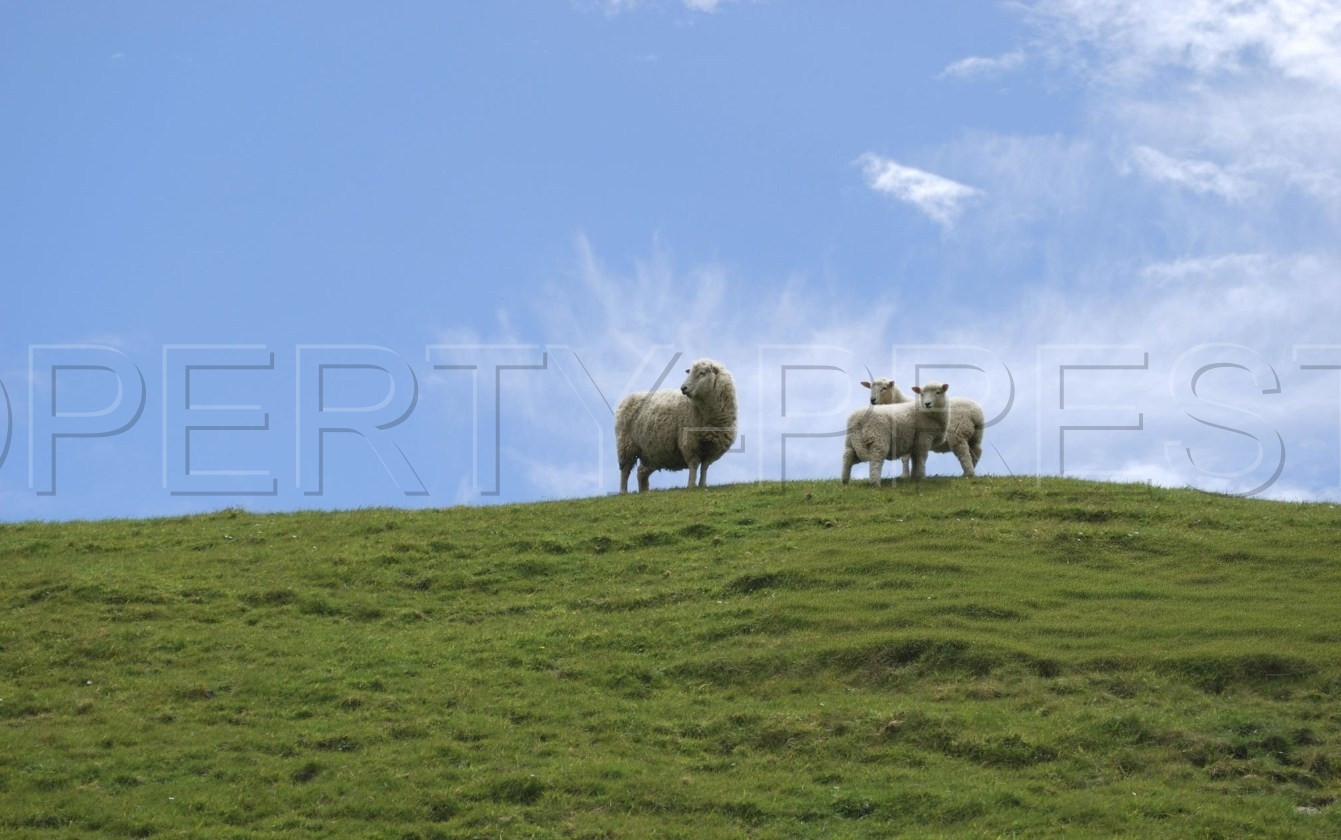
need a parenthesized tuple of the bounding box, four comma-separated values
(615, 358, 738, 493)
(866, 378, 986, 478)
(842, 381, 951, 486)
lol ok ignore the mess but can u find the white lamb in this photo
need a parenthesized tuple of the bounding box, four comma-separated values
(865, 377, 985, 478)
(861, 377, 907, 406)
(841, 381, 951, 485)
(616, 358, 738, 493)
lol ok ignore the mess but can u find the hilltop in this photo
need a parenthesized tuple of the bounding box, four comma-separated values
(2, 477, 1339, 837)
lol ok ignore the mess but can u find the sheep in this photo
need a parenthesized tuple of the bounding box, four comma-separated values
(841, 381, 951, 486)
(616, 358, 738, 493)
(861, 377, 907, 406)
(867, 378, 985, 478)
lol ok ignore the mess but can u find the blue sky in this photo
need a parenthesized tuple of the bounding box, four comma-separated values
(4, 0, 1341, 521)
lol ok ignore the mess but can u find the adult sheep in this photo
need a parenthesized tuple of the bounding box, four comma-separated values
(616, 358, 738, 493)
(866, 377, 985, 478)
(842, 381, 951, 485)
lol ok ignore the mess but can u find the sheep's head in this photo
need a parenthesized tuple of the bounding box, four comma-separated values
(861, 378, 899, 406)
(911, 381, 949, 412)
(680, 359, 724, 399)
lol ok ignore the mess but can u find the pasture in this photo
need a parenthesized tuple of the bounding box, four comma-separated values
(2, 478, 1339, 837)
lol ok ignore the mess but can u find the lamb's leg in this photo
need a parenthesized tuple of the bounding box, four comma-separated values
(952, 441, 975, 477)
(970, 436, 983, 469)
(910, 440, 929, 481)
(637, 464, 654, 493)
(900, 455, 911, 478)
(868, 458, 882, 487)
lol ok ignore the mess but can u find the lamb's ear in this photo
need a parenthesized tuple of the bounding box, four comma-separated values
(941, 383, 949, 393)
(912, 386, 923, 395)
(860, 381, 872, 389)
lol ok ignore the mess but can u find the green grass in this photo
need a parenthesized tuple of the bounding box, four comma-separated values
(2, 477, 1340, 838)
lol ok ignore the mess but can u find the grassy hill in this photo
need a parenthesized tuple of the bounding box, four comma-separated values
(2, 477, 1339, 838)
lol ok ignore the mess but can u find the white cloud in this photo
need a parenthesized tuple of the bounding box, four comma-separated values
(1125, 144, 1255, 200)
(934, 0, 1341, 249)
(939, 49, 1026, 80)
(1139, 252, 1273, 285)
(1029, 0, 1341, 89)
(1014, 0, 1341, 242)
(932, 247, 1341, 499)
(543, 233, 898, 380)
(596, 0, 745, 13)
(857, 153, 983, 229)
(1114, 84, 1341, 209)
(848, 2, 1341, 499)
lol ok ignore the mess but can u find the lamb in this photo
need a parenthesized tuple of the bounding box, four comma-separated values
(861, 377, 907, 406)
(616, 358, 738, 493)
(841, 381, 951, 485)
(865, 377, 985, 478)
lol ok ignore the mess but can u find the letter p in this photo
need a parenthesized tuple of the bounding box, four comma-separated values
(30, 345, 146, 495)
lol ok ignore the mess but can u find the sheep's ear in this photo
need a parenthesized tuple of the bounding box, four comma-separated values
(912, 386, 923, 395)
(860, 381, 872, 389)
(941, 383, 949, 393)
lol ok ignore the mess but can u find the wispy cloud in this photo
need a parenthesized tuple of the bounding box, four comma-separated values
(939, 49, 1026, 80)
(1139, 252, 1273, 285)
(1028, 0, 1341, 89)
(540, 233, 897, 378)
(596, 0, 747, 13)
(929, 0, 1341, 252)
(1020, 0, 1341, 231)
(857, 153, 983, 229)
(1125, 145, 1255, 200)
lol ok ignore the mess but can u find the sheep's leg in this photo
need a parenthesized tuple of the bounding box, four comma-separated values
(900, 455, 911, 478)
(868, 458, 882, 487)
(952, 441, 975, 477)
(970, 438, 983, 468)
(841, 447, 857, 485)
(619, 463, 633, 494)
(910, 440, 929, 481)
(697, 463, 709, 488)
(637, 464, 654, 493)
(685, 459, 700, 489)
